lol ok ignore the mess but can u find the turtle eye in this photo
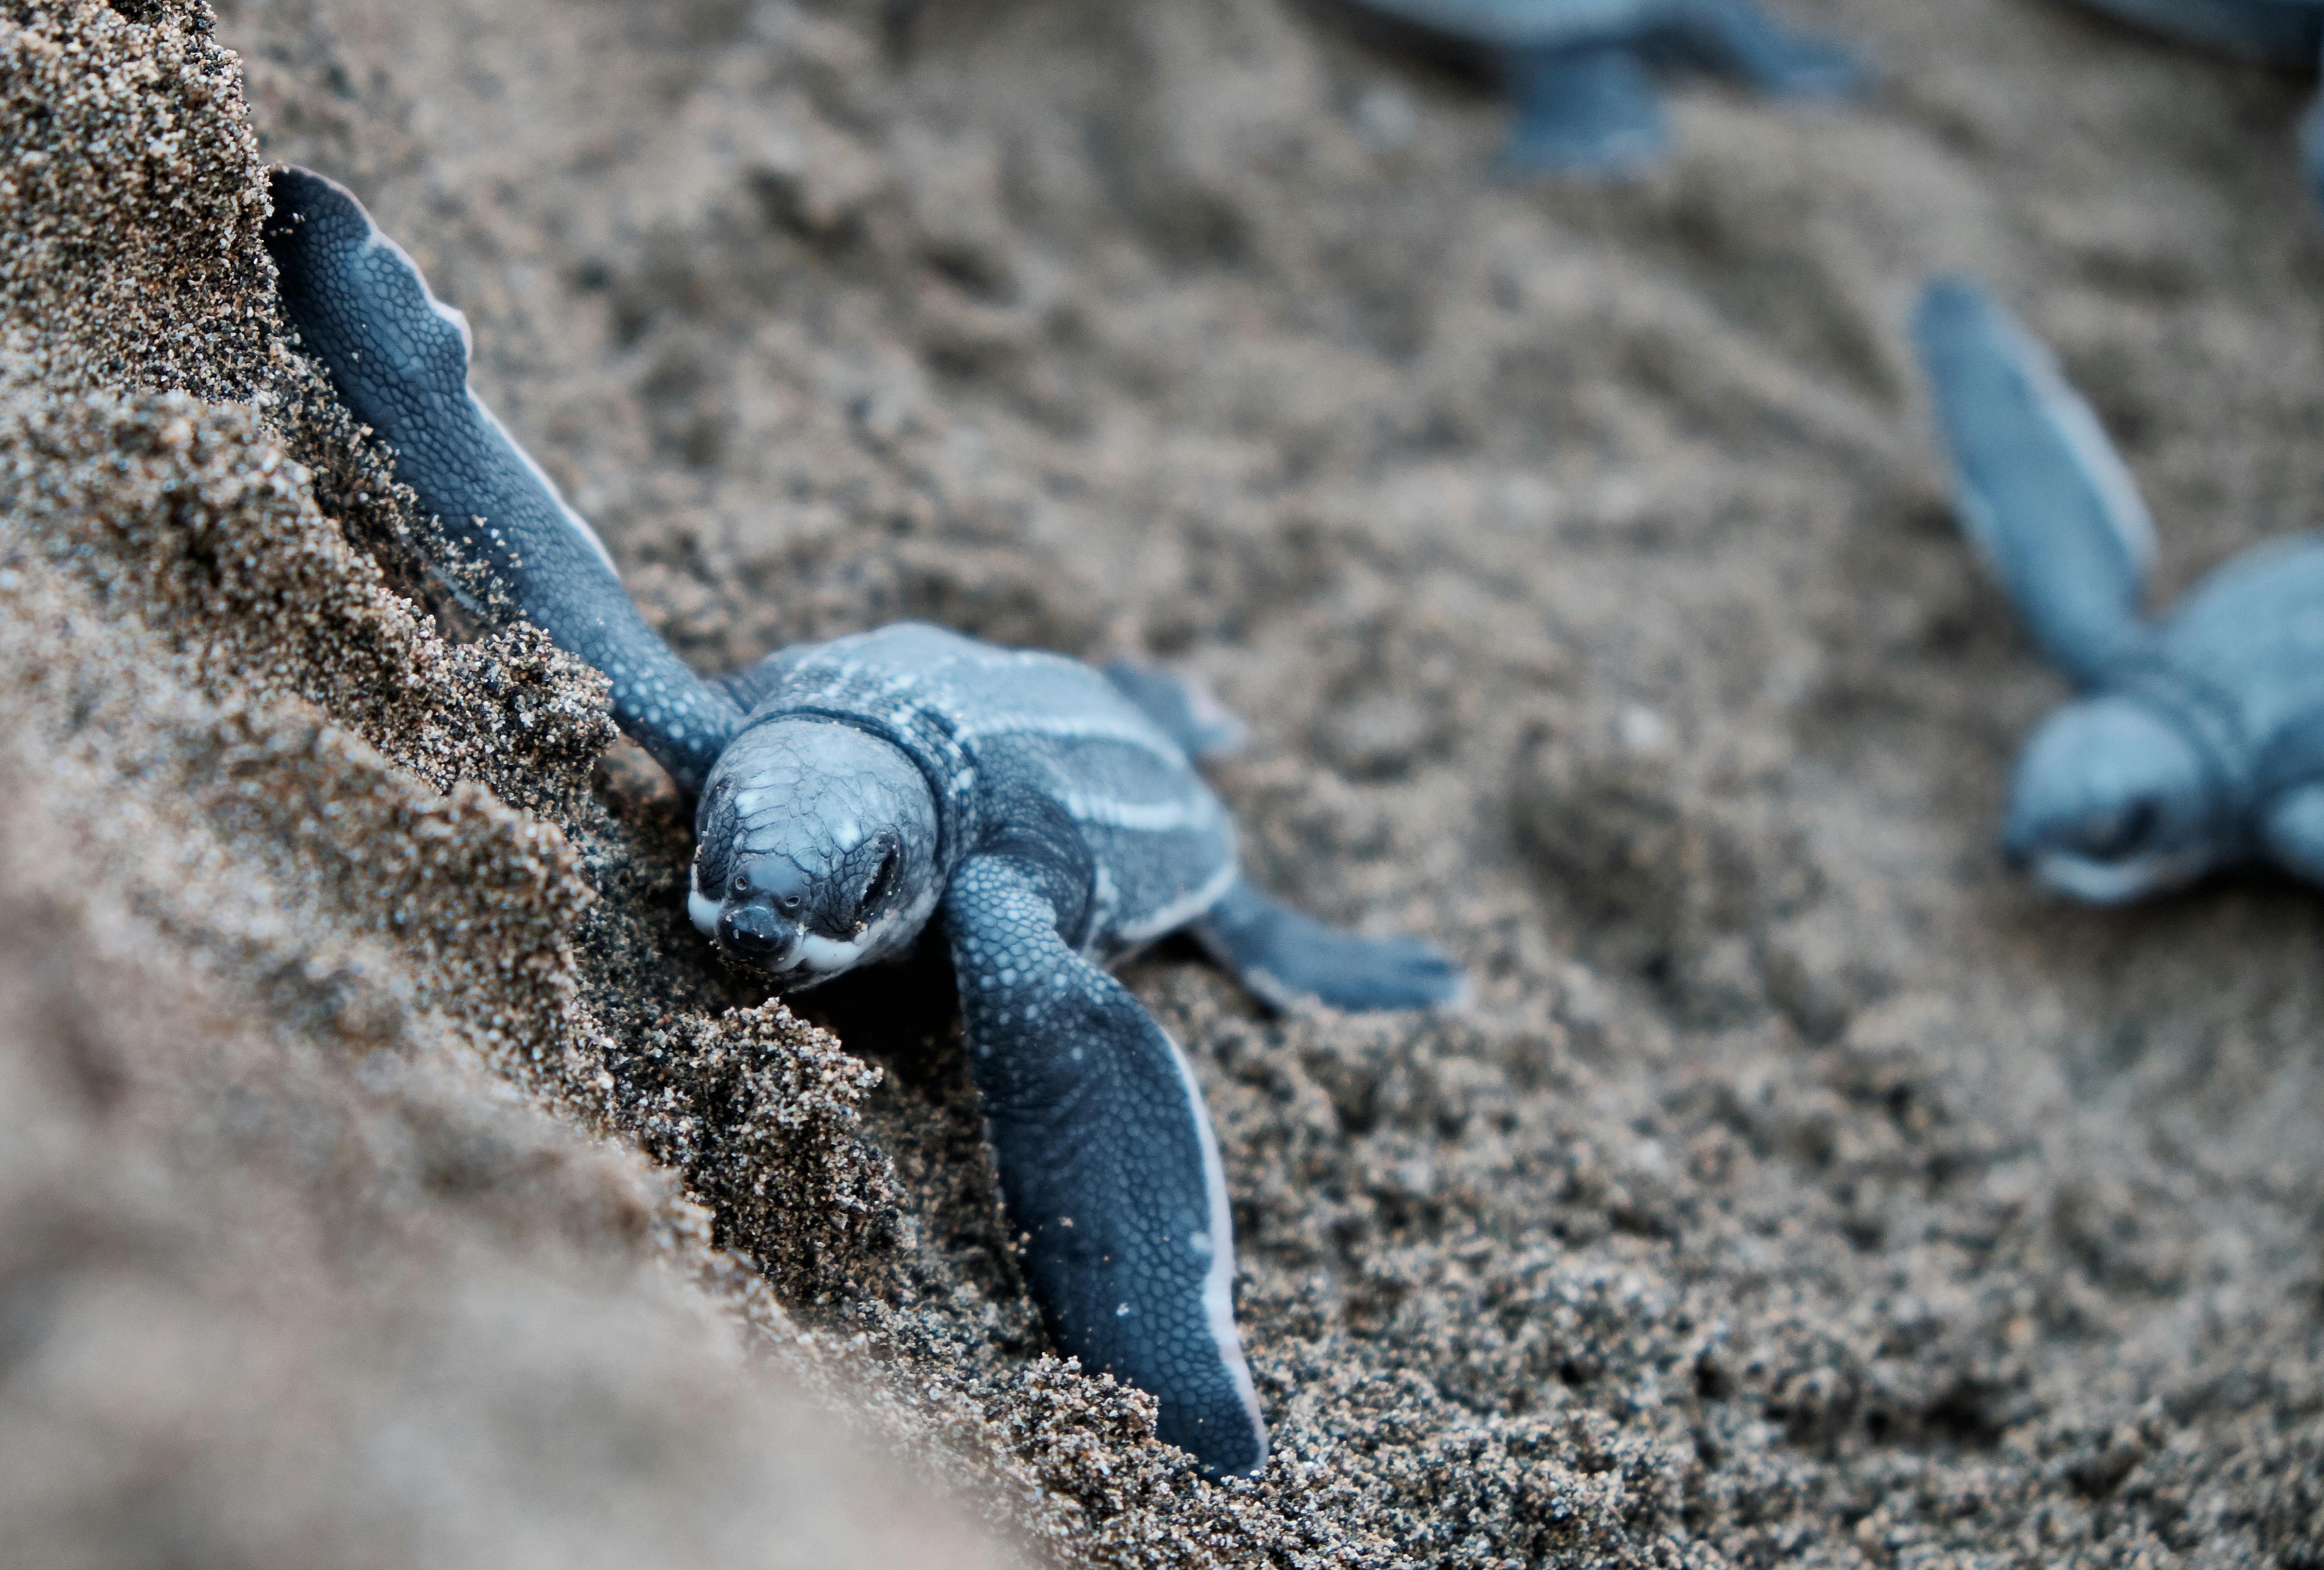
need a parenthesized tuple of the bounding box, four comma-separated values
(2085, 800, 2157, 860)
(862, 845, 900, 914)
(730, 870, 751, 897)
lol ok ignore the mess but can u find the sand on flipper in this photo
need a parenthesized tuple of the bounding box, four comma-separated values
(7, 0, 2324, 1563)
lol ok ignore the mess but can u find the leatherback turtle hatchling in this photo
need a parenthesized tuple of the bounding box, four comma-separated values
(1317, 0, 1860, 175)
(1910, 276, 2324, 904)
(2057, 0, 2324, 208)
(263, 166, 1463, 1476)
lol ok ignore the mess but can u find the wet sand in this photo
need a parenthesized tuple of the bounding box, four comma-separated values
(6, 0, 2324, 1562)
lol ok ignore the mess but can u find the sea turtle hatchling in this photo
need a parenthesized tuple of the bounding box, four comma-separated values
(263, 166, 1464, 1477)
(2057, 0, 2324, 209)
(1911, 276, 2324, 904)
(1316, 0, 1861, 176)
(2065, 0, 2323, 61)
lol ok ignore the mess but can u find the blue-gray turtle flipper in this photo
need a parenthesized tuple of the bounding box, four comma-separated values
(1100, 660, 1248, 762)
(263, 166, 742, 792)
(1911, 276, 2160, 689)
(1498, 42, 1668, 175)
(2065, 0, 2324, 66)
(2259, 706, 2324, 884)
(1641, 0, 1863, 96)
(2260, 784, 2324, 885)
(943, 856, 1267, 1477)
(2306, 35, 2324, 210)
(1190, 878, 1466, 1013)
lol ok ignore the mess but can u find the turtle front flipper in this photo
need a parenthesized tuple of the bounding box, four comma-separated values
(1911, 277, 2162, 689)
(1497, 42, 1668, 176)
(263, 166, 742, 791)
(943, 856, 1267, 1477)
(1190, 879, 1466, 1013)
(2259, 709, 2324, 886)
(2260, 785, 2324, 886)
(2304, 52, 2324, 212)
(1640, 0, 1863, 96)
(2067, 0, 2324, 67)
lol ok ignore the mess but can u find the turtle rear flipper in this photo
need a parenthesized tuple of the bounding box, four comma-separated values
(1641, 0, 1863, 96)
(1191, 879, 1466, 1013)
(1100, 660, 1248, 762)
(2259, 706, 2324, 886)
(1912, 276, 2160, 688)
(943, 856, 1267, 1478)
(1497, 42, 1668, 176)
(2261, 785, 2324, 886)
(2303, 59, 2324, 212)
(2068, 0, 2324, 67)
(264, 165, 740, 790)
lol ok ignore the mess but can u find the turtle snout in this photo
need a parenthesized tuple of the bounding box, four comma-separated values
(721, 902, 803, 970)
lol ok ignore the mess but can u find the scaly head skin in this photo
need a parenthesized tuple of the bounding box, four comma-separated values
(2001, 694, 2231, 904)
(689, 719, 941, 986)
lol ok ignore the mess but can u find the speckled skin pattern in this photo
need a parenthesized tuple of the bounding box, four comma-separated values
(944, 856, 1261, 1469)
(264, 166, 1462, 1475)
(264, 167, 740, 793)
(1319, 0, 1861, 173)
(1913, 277, 2324, 903)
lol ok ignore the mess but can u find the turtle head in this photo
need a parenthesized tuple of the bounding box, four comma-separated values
(689, 719, 941, 986)
(2000, 694, 2227, 904)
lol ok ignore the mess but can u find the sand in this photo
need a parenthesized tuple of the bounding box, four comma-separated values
(4, 0, 2323, 1562)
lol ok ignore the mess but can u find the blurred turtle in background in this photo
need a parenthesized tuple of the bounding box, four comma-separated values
(1911, 276, 2324, 904)
(2065, 0, 2324, 206)
(1312, 0, 1862, 176)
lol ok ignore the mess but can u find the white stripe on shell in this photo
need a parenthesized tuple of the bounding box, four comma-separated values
(1161, 1021, 1266, 1468)
(1112, 855, 1238, 946)
(955, 710, 1184, 757)
(340, 176, 623, 580)
(1058, 791, 1223, 834)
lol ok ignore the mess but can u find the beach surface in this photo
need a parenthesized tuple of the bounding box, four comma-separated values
(5, 0, 2324, 1562)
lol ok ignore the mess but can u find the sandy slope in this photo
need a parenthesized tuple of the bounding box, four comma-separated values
(5, 0, 2324, 1562)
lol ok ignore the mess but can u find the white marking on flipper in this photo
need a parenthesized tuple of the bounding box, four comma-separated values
(1158, 1021, 1266, 1470)
(1924, 282, 2155, 587)
(1984, 297, 2155, 577)
(323, 167, 624, 580)
(1059, 791, 1224, 834)
(467, 391, 623, 577)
